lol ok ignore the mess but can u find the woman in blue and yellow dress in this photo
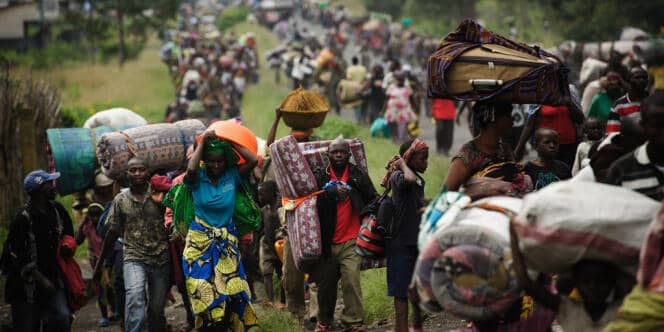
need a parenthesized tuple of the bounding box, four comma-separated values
(183, 129, 258, 330)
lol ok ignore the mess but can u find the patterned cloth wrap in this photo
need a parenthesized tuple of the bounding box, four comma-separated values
(270, 135, 322, 268)
(270, 135, 318, 198)
(427, 18, 570, 105)
(182, 217, 257, 330)
(413, 197, 522, 320)
(299, 138, 369, 174)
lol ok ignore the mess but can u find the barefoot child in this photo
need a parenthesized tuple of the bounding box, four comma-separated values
(383, 138, 429, 332)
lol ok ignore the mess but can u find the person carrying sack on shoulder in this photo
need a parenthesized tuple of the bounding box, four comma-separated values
(3, 170, 75, 331)
(93, 157, 172, 332)
(381, 138, 429, 332)
(311, 135, 378, 332)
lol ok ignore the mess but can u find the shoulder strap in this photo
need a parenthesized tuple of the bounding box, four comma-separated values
(20, 207, 38, 267)
(49, 201, 64, 236)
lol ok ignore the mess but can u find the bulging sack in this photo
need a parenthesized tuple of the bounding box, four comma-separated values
(514, 181, 660, 274)
(96, 120, 205, 179)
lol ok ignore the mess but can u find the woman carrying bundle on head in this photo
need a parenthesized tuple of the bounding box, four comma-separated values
(443, 101, 532, 200)
(181, 129, 258, 331)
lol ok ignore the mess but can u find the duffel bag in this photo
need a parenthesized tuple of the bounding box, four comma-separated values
(427, 19, 570, 106)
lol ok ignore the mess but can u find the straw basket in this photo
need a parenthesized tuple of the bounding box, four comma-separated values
(279, 87, 329, 129)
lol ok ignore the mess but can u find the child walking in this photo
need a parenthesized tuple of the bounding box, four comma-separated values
(382, 138, 429, 332)
(76, 203, 116, 327)
(524, 128, 572, 190)
(571, 118, 605, 175)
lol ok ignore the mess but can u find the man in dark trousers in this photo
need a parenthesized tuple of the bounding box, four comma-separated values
(3, 170, 74, 331)
(311, 135, 378, 332)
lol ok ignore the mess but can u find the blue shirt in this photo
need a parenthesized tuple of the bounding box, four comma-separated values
(187, 167, 241, 227)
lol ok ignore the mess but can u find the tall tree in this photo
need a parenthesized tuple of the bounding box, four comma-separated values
(536, 0, 664, 41)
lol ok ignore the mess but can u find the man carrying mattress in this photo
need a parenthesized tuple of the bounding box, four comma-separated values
(311, 136, 378, 332)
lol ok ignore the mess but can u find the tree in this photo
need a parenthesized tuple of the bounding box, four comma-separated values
(536, 0, 664, 41)
(69, 0, 178, 65)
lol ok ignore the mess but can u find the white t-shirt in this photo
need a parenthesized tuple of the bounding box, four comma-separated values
(556, 297, 619, 332)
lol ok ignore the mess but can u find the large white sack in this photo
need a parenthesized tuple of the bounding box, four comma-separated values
(515, 181, 660, 274)
(83, 108, 148, 129)
(579, 58, 607, 87)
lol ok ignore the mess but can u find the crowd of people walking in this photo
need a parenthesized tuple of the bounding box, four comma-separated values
(2, 1, 664, 332)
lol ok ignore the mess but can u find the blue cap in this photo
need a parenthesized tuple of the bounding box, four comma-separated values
(23, 170, 60, 193)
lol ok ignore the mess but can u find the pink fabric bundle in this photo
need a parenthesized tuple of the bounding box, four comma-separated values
(299, 138, 369, 173)
(270, 136, 321, 268)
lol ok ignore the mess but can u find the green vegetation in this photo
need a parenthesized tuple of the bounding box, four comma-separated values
(364, 0, 661, 47)
(255, 306, 304, 332)
(218, 6, 251, 31)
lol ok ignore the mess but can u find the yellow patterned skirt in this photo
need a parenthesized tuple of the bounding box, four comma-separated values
(182, 217, 257, 330)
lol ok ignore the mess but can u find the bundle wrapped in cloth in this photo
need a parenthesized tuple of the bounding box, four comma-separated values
(427, 19, 570, 105)
(96, 119, 205, 179)
(299, 138, 369, 173)
(270, 135, 370, 269)
(513, 181, 660, 274)
(270, 135, 321, 268)
(47, 125, 133, 195)
(413, 196, 523, 320)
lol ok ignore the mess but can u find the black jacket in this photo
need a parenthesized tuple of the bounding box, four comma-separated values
(3, 201, 74, 303)
(314, 164, 378, 256)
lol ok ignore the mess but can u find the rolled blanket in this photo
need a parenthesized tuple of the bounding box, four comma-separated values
(299, 138, 369, 174)
(97, 120, 205, 179)
(413, 196, 522, 319)
(431, 237, 519, 321)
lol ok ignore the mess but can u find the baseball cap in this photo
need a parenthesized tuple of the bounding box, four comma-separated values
(23, 170, 60, 193)
(94, 172, 114, 187)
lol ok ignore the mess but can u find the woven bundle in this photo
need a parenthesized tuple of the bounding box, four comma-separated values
(280, 87, 329, 113)
(279, 87, 329, 129)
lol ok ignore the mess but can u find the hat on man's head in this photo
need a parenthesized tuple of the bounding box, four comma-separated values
(94, 172, 114, 187)
(23, 170, 60, 193)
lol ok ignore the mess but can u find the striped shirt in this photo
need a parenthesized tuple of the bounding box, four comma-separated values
(605, 94, 641, 134)
(604, 143, 664, 201)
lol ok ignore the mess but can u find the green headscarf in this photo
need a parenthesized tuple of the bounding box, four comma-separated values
(204, 138, 240, 166)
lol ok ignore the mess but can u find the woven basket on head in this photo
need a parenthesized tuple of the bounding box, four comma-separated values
(279, 87, 330, 129)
